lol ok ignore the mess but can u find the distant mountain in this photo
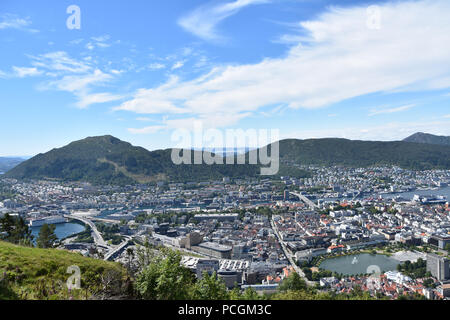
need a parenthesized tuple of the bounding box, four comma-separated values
(277, 138, 450, 170)
(403, 132, 450, 146)
(0, 157, 25, 174)
(5, 135, 450, 185)
(4, 135, 263, 185)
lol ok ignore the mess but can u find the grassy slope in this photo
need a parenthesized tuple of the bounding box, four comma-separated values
(0, 241, 126, 300)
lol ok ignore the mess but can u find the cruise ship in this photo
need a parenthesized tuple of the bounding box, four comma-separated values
(413, 194, 447, 205)
(28, 216, 67, 227)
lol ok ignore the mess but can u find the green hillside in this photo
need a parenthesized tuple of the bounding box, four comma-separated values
(403, 132, 450, 146)
(277, 138, 450, 170)
(6, 135, 450, 185)
(5, 135, 262, 185)
(0, 241, 127, 300)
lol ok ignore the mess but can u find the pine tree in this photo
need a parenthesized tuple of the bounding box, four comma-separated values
(36, 224, 57, 248)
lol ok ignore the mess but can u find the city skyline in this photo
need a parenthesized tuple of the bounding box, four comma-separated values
(1, 0, 450, 157)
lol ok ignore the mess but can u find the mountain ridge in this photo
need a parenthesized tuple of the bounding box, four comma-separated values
(5, 134, 450, 185)
(403, 132, 450, 146)
(0, 157, 26, 174)
(4, 135, 263, 185)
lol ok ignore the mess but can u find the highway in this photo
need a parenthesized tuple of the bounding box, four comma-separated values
(290, 192, 319, 210)
(270, 217, 316, 287)
(104, 229, 148, 261)
(90, 217, 121, 224)
(64, 214, 108, 248)
(104, 236, 132, 261)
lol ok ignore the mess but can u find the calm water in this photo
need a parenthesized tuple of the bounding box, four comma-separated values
(381, 186, 450, 200)
(31, 222, 85, 240)
(319, 253, 400, 275)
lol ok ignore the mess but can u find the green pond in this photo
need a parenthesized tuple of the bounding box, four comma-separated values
(319, 253, 400, 276)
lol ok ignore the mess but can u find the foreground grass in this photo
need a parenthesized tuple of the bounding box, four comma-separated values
(0, 241, 127, 300)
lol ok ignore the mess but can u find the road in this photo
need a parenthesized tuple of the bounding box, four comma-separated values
(64, 214, 108, 248)
(104, 236, 132, 261)
(90, 217, 121, 224)
(290, 192, 319, 210)
(104, 229, 148, 261)
(271, 216, 316, 287)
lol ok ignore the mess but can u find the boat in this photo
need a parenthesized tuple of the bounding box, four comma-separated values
(28, 216, 67, 227)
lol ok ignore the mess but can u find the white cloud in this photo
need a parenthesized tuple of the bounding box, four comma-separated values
(284, 119, 450, 142)
(178, 0, 269, 41)
(29, 51, 91, 74)
(171, 61, 185, 70)
(48, 69, 112, 92)
(119, 0, 450, 130)
(128, 125, 167, 134)
(0, 14, 38, 32)
(369, 104, 415, 116)
(75, 92, 124, 109)
(41, 69, 123, 108)
(148, 63, 166, 70)
(25, 51, 123, 108)
(128, 112, 250, 135)
(86, 35, 111, 50)
(69, 38, 84, 45)
(12, 66, 42, 78)
(91, 35, 110, 42)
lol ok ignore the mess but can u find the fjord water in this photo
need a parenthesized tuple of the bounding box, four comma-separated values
(31, 222, 85, 241)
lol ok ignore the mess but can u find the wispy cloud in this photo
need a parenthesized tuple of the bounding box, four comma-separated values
(86, 35, 111, 50)
(44, 69, 124, 108)
(148, 63, 166, 70)
(285, 119, 450, 142)
(24, 51, 124, 108)
(171, 61, 185, 70)
(0, 66, 43, 78)
(75, 92, 124, 109)
(29, 51, 91, 74)
(11, 66, 42, 78)
(128, 112, 251, 135)
(0, 14, 38, 32)
(119, 0, 450, 131)
(178, 0, 269, 41)
(369, 104, 415, 116)
(128, 125, 167, 134)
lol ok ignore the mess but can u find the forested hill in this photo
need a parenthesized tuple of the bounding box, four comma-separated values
(403, 132, 450, 146)
(5, 135, 450, 185)
(4, 135, 262, 185)
(276, 138, 450, 170)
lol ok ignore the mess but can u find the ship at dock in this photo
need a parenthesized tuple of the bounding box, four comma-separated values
(412, 194, 447, 205)
(28, 216, 67, 227)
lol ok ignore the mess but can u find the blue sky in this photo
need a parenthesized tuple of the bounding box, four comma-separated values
(1, 0, 450, 156)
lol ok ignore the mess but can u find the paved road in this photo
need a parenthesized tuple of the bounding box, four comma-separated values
(64, 214, 108, 248)
(90, 217, 121, 224)
(271, 216, 316, 287)
(290, 192, 319, 210)
(104, 236, 132, 261)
